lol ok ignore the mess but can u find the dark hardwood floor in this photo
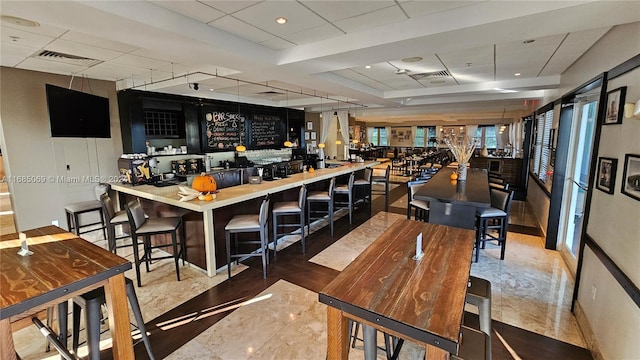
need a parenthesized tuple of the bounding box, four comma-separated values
(111, 184, 591, 360)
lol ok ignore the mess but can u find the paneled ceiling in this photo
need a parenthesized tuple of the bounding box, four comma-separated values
(1, 1, 639, 125)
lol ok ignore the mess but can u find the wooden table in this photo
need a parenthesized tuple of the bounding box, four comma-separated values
(413, 168, 491, 229)
(0, 226, 134, 359)
(319, 219, 476, 359)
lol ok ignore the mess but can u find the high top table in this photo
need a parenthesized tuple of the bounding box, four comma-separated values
(413, 168, 491, 229)
(319, 219, 475, 359)
(0, 226, 134, 359)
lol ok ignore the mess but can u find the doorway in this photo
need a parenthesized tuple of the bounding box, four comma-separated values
(558, 94, 599, 274)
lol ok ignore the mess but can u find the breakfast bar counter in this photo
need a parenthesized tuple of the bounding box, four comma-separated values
(111, 161, 377, 276)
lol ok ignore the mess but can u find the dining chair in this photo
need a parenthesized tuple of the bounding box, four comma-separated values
(474, 187, 514, 262)
(407, 179, 429, 221)
(225, 195, 270, 279)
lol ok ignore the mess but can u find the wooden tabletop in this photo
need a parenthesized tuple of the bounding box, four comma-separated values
(413, 168, 490, 207)
(319, 219, 475, 355)
(0, 225, 131, 320)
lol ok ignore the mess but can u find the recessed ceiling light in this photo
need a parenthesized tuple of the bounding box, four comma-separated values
(1, 15, 40, 27)
(209, 88, 214, 91)
(275, 17, 287, 25)
(402, 56, 423, 63)
(365, 65, 371, 69)
(523, 39, 535, 44)
(514, 72, 521, 76)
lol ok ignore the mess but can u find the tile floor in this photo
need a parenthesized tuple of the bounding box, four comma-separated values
(13, 204, 585, 359)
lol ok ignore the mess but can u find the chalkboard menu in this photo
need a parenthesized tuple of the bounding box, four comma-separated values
(204, 111, 245, 149)
(250, 114, 282, 148)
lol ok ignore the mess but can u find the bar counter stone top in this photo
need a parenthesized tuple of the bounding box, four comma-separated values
(110, 161, 378, 276)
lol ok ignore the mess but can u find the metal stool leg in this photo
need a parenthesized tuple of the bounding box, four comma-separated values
(125, 279, 155, 360)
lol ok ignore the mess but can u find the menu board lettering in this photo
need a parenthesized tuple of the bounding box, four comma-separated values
(250, 114, 282, 147)
(205, 111, 245, 149)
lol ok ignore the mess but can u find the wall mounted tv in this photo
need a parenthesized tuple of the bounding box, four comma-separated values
(46, 84, 111, 138)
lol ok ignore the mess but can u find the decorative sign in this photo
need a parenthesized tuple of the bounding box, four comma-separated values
(205, 111, 245, 149)
(250, 114, 282, 147)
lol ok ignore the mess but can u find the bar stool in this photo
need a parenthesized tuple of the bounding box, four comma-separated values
(407, 179, 429, 221)
(475, 188, 514, 262)
(451, 326, 490, 360)
(125, 199, 185, 287)
(100, 193, 135, 254)
(371, 165, 390, 211)
(334, 172, 355, 224)
(348, 320, 402, 359)
(64, 184, 109, 238)
(225, 195, 270, 279)
(307, 178, 336, 236)
(70, 277, 155, 360)
(272, 185, 307, 254)
(353, 168, 372, 206)
(465, 275, 492, 360)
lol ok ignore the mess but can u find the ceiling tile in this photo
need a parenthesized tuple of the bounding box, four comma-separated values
(210, 15, 274, 43)
(1, 41, 39, 58)
(450, 65, 494, 83)
(150, 1, 225, 23)
(438, 46, 494, 69)
(232, 1, 326, 37)
(400, 1, 483, 18)
(199, 1, 263, 14)
(331, 69, 395, 91)
(300, 1, 396, 22)
(0, 53, 24, 67)
(61, 31, 139, 53)
(45, 39, 124, 61)
(539, 27, 609, 76)
(0, 21, 67, 38)
(333, 6, 407, 34)
(110, 53, 171, 70)
(282, 23, 345, 45)
(80, 61, 155, 81)
(259, 37, 295, 50)
(1, 26, 56, 49)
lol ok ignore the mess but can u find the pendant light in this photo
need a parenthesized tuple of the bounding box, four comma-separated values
(284, 90, 293, 147)
(235, 79, 246, 152)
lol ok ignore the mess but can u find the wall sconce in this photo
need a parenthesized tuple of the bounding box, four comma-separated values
(335, 140, 342, 145)
(624, 100, 640, 119)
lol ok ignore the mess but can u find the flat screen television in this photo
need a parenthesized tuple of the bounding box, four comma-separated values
(46, 84, 111, 138)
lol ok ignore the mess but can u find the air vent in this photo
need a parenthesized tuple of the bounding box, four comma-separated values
(32, 50, 102, 67)
(409, 70, 451, 80)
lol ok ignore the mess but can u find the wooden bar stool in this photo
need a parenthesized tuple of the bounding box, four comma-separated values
(125, 199, 185, 287)
(272, 185, 307, 254)
(70, 277, 155, 360)
(225, 195, 271, 279)
(307, 178, 336, 236)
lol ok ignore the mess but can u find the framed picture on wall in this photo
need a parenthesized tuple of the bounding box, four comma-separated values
(603, 86, 626, 125)
(621, 154, 640, 201)
(311, 132, 317, 140)
(304, 132, 310, 140)
(596, 157, 617, 194)
(307, 121, 313, 130)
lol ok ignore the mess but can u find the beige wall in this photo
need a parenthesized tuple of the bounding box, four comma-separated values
(0, 67, 122, 231)
(530, 22, 640, 359)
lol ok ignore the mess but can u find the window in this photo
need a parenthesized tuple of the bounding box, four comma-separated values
(473, 126, 497, 148)
(369, 127, 388, 146)
(530, 110, 554, 182)
(413, 126, 437, 147)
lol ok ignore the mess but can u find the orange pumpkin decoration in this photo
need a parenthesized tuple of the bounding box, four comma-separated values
(192, 172, 217, 193)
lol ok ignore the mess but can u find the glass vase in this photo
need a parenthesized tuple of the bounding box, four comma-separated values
(457, 163, 468, 181)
